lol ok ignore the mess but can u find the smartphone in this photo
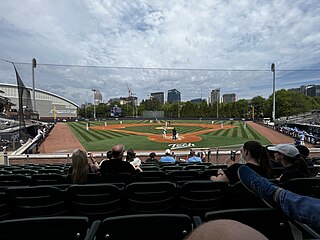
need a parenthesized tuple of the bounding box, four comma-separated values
(230, 150, 236, 161)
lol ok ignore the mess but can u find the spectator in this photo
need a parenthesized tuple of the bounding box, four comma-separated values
(238, 165, 320, 232)
(187, 150, 202, 163)
(295, 144, 314, 166)
(69, 149, 98, 184)
(100, 144, 137, 175)
(211, 141, 272, 185)
(99, 150, 112, 166)
(266, 145, 282, 168)
(145, 152, 159, 164)
(160, 149, 176, 163)
(126, 149, 142, 172)
(267, 144, 311, 182)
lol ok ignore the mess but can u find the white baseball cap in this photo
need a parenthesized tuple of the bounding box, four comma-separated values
(165, 149, 171, 154)
(267, 144, 299, 158)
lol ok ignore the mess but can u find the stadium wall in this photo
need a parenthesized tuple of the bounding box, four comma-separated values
(0, 83, 79, 121)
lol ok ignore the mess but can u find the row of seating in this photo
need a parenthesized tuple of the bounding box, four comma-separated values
(0, 170, 223, 187)
(0, 181, 268, 222)
(0, 210, 319, 240)
(2, 177, 320, 222)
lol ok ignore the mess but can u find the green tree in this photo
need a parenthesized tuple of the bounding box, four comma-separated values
(251, 96, 267, 118)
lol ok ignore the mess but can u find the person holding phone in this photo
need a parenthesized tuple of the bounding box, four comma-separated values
(87, 152, 100, 173)
(210, 141, 272, 185)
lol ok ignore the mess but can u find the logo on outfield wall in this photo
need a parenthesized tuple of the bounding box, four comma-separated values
(169, 143, 195, 150)
(49, 109, 77, 114)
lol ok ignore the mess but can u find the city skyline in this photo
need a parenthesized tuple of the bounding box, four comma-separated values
(0, 1, 319, 105)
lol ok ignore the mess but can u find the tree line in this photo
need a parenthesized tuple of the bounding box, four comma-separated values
(79, 89, 320, 119)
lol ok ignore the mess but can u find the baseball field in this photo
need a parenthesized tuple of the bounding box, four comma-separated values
(67, 120, 271, 151)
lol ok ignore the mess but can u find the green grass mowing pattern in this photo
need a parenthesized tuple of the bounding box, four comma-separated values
(68, 120, 271, 151)
(232, 127, 238, 138)
(68, 123, 92, 142)
(208, 129, 224, 136)
(240, 124, 249, 139)
(72, 124, 105, 141)
(221, 129, 231, 137)
(246, 125, 262, 140)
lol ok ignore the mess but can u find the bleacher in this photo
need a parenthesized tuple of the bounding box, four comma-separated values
(0, 162, 320, 239)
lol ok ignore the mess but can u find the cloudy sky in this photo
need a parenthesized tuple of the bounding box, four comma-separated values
(0, 0, 319, 105)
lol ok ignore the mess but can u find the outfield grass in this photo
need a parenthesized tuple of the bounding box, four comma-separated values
(67, 120, 271, 151)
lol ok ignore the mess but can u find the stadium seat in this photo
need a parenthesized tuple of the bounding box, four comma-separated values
(96, 214, 193, 240)
(183, 165, 206, 171)
(204, 208, 294, 240)
(11, 169, 38, 175)
(5, 185, 67, 218)
(178, 180, 228, 217)
(168, 170, 199, 183)
(101, 172, 134, 185)
(161, 165, 183, 172)
(124, 181, 177, 214)
(136, 171, 167, 182)
(66, 184, 123, 221)
(0, 170, 11, 175)
(0, 216, 100, 240)
(0, 193, 10, 221)
(0, 174, 30, 186)
(199, 169, 218, 180)
(280, 178, 320, 199)
(140, 165, 160, 171)
(223, 181, 268, 209)
(31, 173, 67, 185)
(207, 164, 228, 170)
(38, 169, 64, 174)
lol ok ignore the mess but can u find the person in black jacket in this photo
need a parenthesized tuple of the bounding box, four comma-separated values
(100, 144, 136, 175)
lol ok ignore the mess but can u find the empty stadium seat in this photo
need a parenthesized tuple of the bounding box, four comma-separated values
(0, 216, 100, 240)
(5, 185, 67, 218)
(0, 174, 30, 186)
(124, 181, 177, 214)
(66, 184, 123, 221)
(280, 178, 320, 199)
(136, 171, 167, 182)
(178, 180, 228, 217)
(31, 173, 67, 185)
(96, 214, 193, 240)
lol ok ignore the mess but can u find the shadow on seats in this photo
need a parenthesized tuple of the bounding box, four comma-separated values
(66, 183, 123, 221)
(96, 214, 193, 240)
(205, 208, 294, 240)
(178, 180, 228, 218)
(0, 216, 99, 240)
(124, 181, 176, 214)
(5, 185, 67, 218)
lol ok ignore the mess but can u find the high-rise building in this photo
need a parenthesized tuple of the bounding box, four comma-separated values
(210, 89, 220, 104)
(223, 93, 236, 103)
(150, 92, 164, 104)
(167, 89, 181, 103)
(300, 85, 320, 97)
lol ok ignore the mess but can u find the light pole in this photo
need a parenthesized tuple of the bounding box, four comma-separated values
(32, 58, 37, 112)
(92, 89, 96, 119)
(271, 63, 276, 121)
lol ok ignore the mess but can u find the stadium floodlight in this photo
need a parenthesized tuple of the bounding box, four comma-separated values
(32, 58, 37, 112)
(271, 63, 275, 121)
(92, 89, 97, 119)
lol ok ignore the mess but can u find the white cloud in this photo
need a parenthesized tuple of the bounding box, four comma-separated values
(0, 0, 319, 105)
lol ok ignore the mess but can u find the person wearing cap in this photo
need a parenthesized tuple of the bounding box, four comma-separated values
(160, 149, 176, 163)
(267, 144, 311, 182)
